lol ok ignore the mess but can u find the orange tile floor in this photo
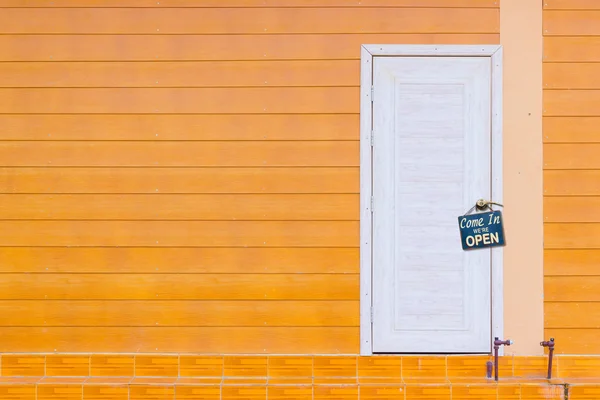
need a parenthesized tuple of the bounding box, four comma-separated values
(0, 354, 599, 399)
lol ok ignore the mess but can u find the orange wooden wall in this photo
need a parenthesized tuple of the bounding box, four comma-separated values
(0, 0, 499, 353)
(543, 0, 600, 354)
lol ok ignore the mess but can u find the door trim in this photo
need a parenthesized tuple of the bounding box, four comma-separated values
(359, 44, 504, 356)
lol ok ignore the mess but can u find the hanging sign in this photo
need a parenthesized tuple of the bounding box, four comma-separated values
(458, 210, 505, 250)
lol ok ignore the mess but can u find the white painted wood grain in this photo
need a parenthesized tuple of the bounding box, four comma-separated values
(359, 45, 374, 356)
(372, 55, 492, 353)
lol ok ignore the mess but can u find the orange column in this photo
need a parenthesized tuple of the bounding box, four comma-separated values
(501, 0, 544, 355)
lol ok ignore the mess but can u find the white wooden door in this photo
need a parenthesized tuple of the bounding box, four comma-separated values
(371, 56, 492, 353)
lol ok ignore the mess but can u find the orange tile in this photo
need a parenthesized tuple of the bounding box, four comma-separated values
(268, 356, 312, 378)
(447, 356, 491, 378)
(46, 355, 90, 377)
(176, 384, 221, 400)
(90, 355, 134, 377)
(451, 384, 497, 400)
(135, 355, 178, 377)
(129, 385, 174, 400)
(268, 385, 312, 400)
(448, 377, 495, 384)
(222, 385, 267, 400)
(314, 384, 358, 400)
(314, 356, 357, 379)
(490, 356, 514, 380)
(557, 378, 600, 384)
(1, 355, 45, 376)
(497, 384, 521, 400)
(224, 356, 267, 378)
(0, 384, 36, 400)
(401, 357, 447, 382)
(83, 384, 129, 400)
(569, 384, 600, 400)
(520, 384, 564, 400)
(359, 385, 404, 399)
(513, 356, 556, 379)
(405, 384, 451, 400)
(558, 356, 600, 378)
(357, 356, 401, 382)
(179, 356, 222, 378)
(37, 384, 83, 400)
(499, 378, 549, 384)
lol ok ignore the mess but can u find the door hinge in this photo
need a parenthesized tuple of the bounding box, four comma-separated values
(370, 306, 374, 323)
(370, 196, 374, 213)
(371, 86, 374, 102)
(370, 130, 374, 146)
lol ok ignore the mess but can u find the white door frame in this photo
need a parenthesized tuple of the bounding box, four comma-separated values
(359, 44, 504, 355)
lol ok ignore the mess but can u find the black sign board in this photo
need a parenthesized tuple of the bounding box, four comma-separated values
(458, 210, 506, 251)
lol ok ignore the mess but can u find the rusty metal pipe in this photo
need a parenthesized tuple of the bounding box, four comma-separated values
(540, 338, 555, 379)
(493, 337, 513, 381)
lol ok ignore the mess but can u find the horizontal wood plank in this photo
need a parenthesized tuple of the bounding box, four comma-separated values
(0, 167, 359, 194)
(544, 37, 600, 62)
(0, 327, 359, 353)
(545, 223, 600, 249)
(0, 220, 358, 247)
(545, 302, 600, 328)
(544, 144, 600, 169)
(544, 0, 600, 10)
(0, 8, 498, 34)
(543, 64, 600, 90)
(0, 247, 359, 273)
(0, 194, 358, 221)
(545, 249, 600, 275)
(0, 34, 499, 62)
(543, 117, 600, 142)
(0, 274, 358, 300)
(0, 61, 359, 88)
(545, 276, 600, 301)
(544, 329, 600, 354)
(544, 197, 600, 222)
(0, 300, 359, 327)
(543, 10, 600, 36)
(544, 90, 600, 116)
(0, 87, 358, 114)
(0, 142, 359, 167)
(544, 170, 600, 195)
(0, 114, 359, 141)
(0, 0, 500, 7)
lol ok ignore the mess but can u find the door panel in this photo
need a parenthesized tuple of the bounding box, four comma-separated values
(372, 56, 492, 353)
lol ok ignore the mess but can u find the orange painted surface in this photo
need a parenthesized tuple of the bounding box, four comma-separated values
(543, 3, 600, 354)
(0, 2, 499, 355)
(3, 353, 600, 399)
